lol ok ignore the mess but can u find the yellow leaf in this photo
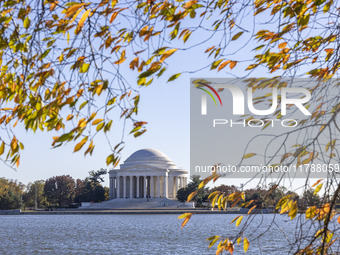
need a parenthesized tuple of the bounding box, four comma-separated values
(78, 9, 91, 29)
(212, 194, 219, 208)
(237, 237, 242, 245)
(314, 183, 323, 195)
(243, 153, 256, 159)
(236, 216, 243, 227)
(187, 191, 197, 202)
(231, 215, 241, 224)
(222, 197, 227, 210)
(65, 3, 87, 18)
(0, 141, 4, 156)
(160, 49, 178, 63)
(217, 194, 223, 210)
(243, 237, 249, 252)
(178, 212, 192, 219)
(208, 191, 220, 200)
(70, 7, 84, 24)
(306, 206, 316, 219)
(241, 192, 245, 201)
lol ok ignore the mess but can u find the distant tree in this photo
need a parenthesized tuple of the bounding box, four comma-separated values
(24, 180, 47, 208)
(177, 175, 209, 204)
(0, 178, 24, 210)
(74, 169, 108, 204)
(88, 169, 107, 183)
(74, 179, 86, 204)
(301, 188, 321, 209)
(44, 175, 75, 207)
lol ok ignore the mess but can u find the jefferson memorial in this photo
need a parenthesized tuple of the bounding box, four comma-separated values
(109, 148, 188, 200)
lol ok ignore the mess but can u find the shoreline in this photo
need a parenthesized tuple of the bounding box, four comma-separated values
(0, 209, 276, 215)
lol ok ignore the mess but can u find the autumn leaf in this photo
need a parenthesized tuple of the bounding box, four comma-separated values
(218, 60, 231, 71)
(160, 49, 178, 62)
(278, 42, 287, 49)
(236, 216, 243, 227)
(243, 153, 256, 159)
(0, 141, 4, 156)
(74, 138, 87, 152)
(243, 237, 249, 252)
(178, 213, 192, 228)
(232, 31, 244, 41)
(312, 179, 323, 187)
(78, 9, 91, 29)
(187, 191, 197, 202)
(314, 183, 323, 195)
(229, 61, 237, 69)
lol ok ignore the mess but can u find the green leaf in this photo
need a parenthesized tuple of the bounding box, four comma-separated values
(167, 73, 181, 82)
(232, 31, 244, 41)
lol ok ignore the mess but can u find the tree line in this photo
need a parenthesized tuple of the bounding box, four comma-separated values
(177, 176, 332, 211)
(0, 169, 108, 210)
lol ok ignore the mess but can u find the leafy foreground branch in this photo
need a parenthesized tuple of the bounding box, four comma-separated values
(179, 173, 340, 254)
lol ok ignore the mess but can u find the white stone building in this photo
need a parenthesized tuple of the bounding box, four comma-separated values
(109, 148, 188, 199)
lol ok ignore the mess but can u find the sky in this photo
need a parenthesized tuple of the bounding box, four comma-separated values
(0, 4, 324, 193)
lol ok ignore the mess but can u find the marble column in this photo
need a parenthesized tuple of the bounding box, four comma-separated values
(113, 177, 116, 198)
(123, 176, 126, 198)
(136, 176, 140, 198)
(109, 177, 112, 199)
(144, 176, 147, 198)
(157, 176, 160, 198)
(163, 175, 168, 198)
(130, 176, 133, 198)
(150, 176, 154, 198)
(117, 176, 120, 198)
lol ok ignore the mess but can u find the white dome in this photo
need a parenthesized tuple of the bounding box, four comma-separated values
(121, 148, 178, 169)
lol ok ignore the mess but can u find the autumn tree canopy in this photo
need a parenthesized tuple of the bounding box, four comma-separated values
(0, 0, 340, 254)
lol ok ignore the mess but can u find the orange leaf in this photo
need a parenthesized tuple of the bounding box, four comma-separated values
(337, 215, 340, 224)
(218, 60, 231, 71)
(248, 205, 257, 214)
(187, 191, 197, 202)
(229, 61, 237, 69)
(278, 42, 287, 49)
(110, 12, 118, 23)
(312, 179, 323, 187)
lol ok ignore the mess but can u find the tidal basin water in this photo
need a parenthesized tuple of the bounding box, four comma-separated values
(0, 214, 338, 254)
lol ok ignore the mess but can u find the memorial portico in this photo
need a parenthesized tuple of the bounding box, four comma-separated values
(109, 148, 188, 199)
